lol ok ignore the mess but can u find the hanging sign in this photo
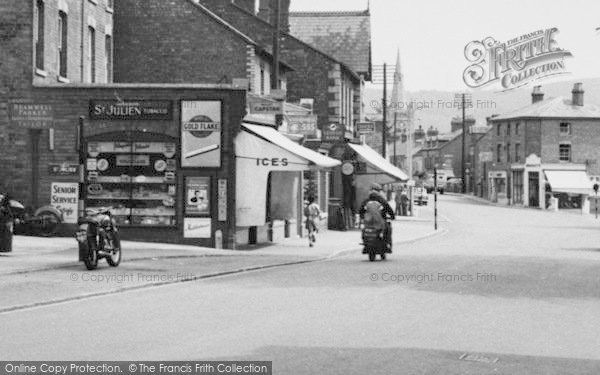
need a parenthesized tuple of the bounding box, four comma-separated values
(322, 123, 345, 143)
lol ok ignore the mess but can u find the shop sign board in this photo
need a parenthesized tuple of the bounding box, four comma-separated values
(322, 123, 345, 143)
(356, 122, 375, 135)
(48, 163, 78, 176)
(183, 218, 211, 238)
(181, 101, 222, 167)
(185, 177, 211, 215)
(248, 98, 283, 115)
(218, 179, 227, 222)
(287, 115, 318, 137)
(10, 103, 53, 129)
(50, 182, 79, 224)
(89, 100, 172, 120)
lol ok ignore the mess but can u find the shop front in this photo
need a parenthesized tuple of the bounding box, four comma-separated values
(10, 84, 246, 248)
(234, 123, 341, 245)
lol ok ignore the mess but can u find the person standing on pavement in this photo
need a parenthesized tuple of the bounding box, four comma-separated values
(400, 190, 409, 216)
(394, 187, 402, 216)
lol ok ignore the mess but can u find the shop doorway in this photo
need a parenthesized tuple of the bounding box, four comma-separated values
(528, 172, 539, 207)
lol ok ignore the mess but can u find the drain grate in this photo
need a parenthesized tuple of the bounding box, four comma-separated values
(459, 353, 499, 364)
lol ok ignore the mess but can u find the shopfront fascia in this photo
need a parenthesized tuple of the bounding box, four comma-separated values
(235, 123, 340, 244)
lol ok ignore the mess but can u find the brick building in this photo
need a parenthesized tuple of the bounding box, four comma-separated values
(487, 83, 600, 211)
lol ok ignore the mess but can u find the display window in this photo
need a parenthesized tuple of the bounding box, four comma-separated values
(84, 133, 178, 227)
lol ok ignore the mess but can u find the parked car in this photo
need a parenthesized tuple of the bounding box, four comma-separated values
(413, 187, 429, 206)
(423, 176, 445, 194)
(446, 177, 463, 193)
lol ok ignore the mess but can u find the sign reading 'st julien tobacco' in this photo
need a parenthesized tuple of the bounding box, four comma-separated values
(90, 100, 173, 120)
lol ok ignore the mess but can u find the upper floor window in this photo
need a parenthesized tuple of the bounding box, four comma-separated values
(560, 122, 571, 135)
(35, 0, 45, 70)
(106, 0, 114, 11)
(506, 143, 511, 163)
(260, 63, 265, 96)
(506, 123, 511, 136)
(515, 122, 520, 135)
(497, 144, 503, 163)
(58, 11, 68, 79)
(87, 26, 96, 83)
(496, 123, 501, 136)
(515, 143, 521, 163)
(559, 144, 571, 162)
(105, 35, 113, 83)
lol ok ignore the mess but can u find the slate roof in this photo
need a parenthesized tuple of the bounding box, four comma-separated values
(288, 10, 372, 80)
(491, 97, 600, 121)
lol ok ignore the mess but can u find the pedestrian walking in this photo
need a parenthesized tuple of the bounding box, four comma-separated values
(304, 196, 322, 247)
(400, 190, 409, 216)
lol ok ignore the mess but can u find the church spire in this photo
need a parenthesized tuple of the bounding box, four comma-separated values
(390, 47, 405, 113)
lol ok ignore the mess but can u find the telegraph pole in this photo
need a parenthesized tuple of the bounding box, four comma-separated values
(271, 0, 281, 90)
(461, 93, 466, 193)
(382, 63, 387, 159)
(393, 112, 397, 165)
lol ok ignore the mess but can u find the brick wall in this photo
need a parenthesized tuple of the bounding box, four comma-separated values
(541, 119, 600, 175)
(113, 0, 249, 84)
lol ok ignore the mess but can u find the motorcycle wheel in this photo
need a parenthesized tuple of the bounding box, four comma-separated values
(368, 250, 376, 262)
(106, 234, 121, 267)
(380, 252, 386, 260)
(82, 239, 98, 270)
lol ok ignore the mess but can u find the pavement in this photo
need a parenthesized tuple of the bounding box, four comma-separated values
(0, 205, 443, 312)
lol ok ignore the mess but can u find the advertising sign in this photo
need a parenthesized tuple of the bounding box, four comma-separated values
(322, 123, 345, 143)
(181, 101, 222, 167)
(248, 98, 283, 115)
(287, 115, 318, 137)
(183, 218, 212, 238)
(218, 179, 227, 222)
(356, 122, 375, 135)
(48, 163, 78, 176)
(186, 177, 210, 215)
(10, 103, 53, 129)
(50, 182, 78, 224)
(89, 100, 172, 120)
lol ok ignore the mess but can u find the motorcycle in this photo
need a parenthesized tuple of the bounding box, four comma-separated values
(75, 207, 121, 270)
(361, 220, 392, 262)
(0, 193, 63, 237)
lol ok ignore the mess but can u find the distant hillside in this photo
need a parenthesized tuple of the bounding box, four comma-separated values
(364, 78, 600, 133)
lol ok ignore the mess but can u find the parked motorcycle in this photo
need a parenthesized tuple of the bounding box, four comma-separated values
(361, 220, 391, 262)
(75, 207, 121, 270)
(0, 193, 63, 237)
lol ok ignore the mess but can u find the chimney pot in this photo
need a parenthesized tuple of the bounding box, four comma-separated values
(572, 82, 584, 106)
(531, 85, 544, 104)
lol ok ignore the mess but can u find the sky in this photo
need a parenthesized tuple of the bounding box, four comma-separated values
(290, 0, 600, 92)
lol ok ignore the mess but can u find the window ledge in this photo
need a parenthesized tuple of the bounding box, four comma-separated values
(57, 75, 70, 83)
(106, 7, 114, 13)
(35, 68, 48, 77)
(88, 0, 98, 4)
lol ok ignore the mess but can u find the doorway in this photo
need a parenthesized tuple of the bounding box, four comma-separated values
(528, 172, 539, 207)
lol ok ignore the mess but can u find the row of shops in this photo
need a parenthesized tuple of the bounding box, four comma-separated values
(6, 84, 407, 249)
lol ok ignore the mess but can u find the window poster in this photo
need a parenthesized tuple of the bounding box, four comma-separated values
(181, 101, 222, 167)
(186, 177, 210, 215)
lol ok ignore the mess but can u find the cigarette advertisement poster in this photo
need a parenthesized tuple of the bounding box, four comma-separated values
(181, 101, 222, 167)
(50, 182, 79, 224)
(186, 177, 210, 215)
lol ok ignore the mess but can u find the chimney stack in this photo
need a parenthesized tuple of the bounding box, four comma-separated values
(531, 85, 544, 104)
(572, 82, 584, 106)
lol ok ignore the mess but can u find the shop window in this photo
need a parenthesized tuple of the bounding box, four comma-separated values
(88, 26, 96, 83)
(57, 11, 68, 79)
(559, 144, 571, 162)
(560, 122, 571, 135)
(35, 0, 45, 71)
(105, 35, 113, 83)
(84, 138, 178, 227)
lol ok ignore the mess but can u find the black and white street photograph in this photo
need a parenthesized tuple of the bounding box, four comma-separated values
(1, 0, 600, 374)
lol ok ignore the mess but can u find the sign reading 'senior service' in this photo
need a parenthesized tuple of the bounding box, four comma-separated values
(90, 100, 172, 120)
(463, 27, 572, 91)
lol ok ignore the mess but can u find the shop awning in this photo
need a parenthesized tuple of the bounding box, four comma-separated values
(348, 143, 408, 181)
(240, 123, 341, 168)
(544, 170, 594, 195)
(235, 124, 340, 227)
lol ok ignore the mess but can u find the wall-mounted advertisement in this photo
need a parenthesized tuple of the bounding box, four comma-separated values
(183, 218, 212, 238)
(50, 182, 78, 224)
(186, 177, 210, 215)
(181, 101, 222, 167)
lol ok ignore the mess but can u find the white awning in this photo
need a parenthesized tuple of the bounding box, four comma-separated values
(235, 124, 340, 227)
(544, 170, 594, 195)
(241, 123, 341, 168)
(348, 143, 408, 181)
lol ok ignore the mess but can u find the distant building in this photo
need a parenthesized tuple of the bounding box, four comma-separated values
(487, 83, 600, 212)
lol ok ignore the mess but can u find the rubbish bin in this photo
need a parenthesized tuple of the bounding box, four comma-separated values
(0, 208, 13, 252)
(327, 198, 346, 231)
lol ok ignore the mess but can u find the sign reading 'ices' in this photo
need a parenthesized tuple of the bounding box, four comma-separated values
(181, 101, 222, 168)
(463, 27, 572, 91)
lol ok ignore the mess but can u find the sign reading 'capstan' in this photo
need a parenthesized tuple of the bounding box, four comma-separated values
(89, 100, 173, 120)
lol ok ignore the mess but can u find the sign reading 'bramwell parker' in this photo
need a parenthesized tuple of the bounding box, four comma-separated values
(463, 27, 573, 91)
(89, 100, 173, 120)
(10, 103, 54, 129)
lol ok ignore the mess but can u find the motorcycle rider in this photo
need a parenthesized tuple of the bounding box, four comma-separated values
(358, 183, 395, 252)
